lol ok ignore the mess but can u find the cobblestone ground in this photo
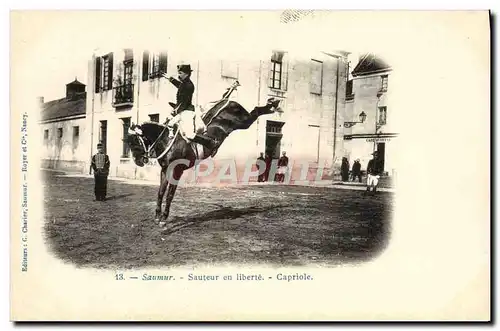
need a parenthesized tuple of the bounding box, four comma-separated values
(42, 170, 394, 270)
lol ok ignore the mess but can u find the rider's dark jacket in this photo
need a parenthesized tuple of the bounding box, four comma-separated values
(367, 157, 383, 176)
(168, 76, 195, 113)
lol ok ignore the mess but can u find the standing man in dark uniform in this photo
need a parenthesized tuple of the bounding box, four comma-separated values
(163, 64, 217, 151)
(264, 152, 272, 182)
(91, 143, 110, 201)
(366, 151, 383, 193)
(276, 151, 289, 182)
(351, 158, 362, 183)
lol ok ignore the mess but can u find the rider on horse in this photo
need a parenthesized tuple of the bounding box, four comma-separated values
(163, 64, 218, 151)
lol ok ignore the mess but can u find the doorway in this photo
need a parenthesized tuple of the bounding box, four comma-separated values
(265, 120, 284, 158)
(376, 142, 385, 172)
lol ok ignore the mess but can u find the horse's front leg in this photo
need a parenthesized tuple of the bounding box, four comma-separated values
(155, 168, 168, 223)
(159, 167, 184, 227)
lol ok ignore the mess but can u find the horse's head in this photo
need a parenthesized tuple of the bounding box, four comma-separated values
(126, 126, 149, 167)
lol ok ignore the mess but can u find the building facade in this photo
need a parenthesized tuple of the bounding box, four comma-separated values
(343, 53, 397, 177)
(39, 79, 88, 173)
(85, 47, 350, 181)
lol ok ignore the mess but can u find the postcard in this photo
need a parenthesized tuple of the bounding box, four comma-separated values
(10, 10, 490, 321)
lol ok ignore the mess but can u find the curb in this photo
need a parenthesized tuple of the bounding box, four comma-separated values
(42, 169, 395, 193)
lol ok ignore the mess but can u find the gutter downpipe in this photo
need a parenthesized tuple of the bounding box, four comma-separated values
(134, 50, 142, 180)
(89, 53, 96, 175)
(332, 54, 341, 179)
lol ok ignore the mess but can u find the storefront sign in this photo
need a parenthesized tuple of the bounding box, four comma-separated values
(366, 138, 392, 142)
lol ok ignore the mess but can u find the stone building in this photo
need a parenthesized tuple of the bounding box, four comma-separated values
(343, 53, 398, 178)
(39, 79, 88, 173)
(84, 47, 350, 181)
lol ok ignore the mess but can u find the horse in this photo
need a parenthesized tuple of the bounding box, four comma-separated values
(126, 96, 281, 227)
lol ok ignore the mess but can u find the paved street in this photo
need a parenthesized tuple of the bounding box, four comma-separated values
(42, 170, 394, 270)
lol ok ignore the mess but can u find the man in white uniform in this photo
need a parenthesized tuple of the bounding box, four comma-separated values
(366, 151, 383, 193)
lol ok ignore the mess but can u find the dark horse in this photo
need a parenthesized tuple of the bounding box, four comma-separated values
(126, 94, 280, 227)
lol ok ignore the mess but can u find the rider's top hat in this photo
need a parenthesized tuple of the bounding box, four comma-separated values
(177, 64, 193, 74)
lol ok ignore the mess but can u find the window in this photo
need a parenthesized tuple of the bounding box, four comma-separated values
(124, 48, 133, 62)
(57, 128, 63, 142)
(95, 53, 114, 92)
(143, 51, 168, 80)
(221, 60, 238, 79)
(310, 59, 323, 95)
(121, 117, 131, 157)
(266, 120, 284, 134)
(123, 49, 133, 85)
(151, 53, 160, 76)
(124, 61, 133, 86)
(149, 114, 159, 123)
(268, 51, 289, 91)
(269, 52, 283, 89)
(381, 75, 388, 92)
(43, 129, 49, 141)
(346, 79, 354, 100)
(378, 106, 387, 125)
(114, 52, 135, 106)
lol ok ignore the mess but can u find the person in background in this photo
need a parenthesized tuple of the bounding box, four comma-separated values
(264, 152, 272, 182)
(91, 143, 110, 201)
(341, 157, 350, 182)
(351, 158, 362, 183)
(366, 151, 383, 193)
(276, 151, 289, 183)
(256, 152, 266, 182)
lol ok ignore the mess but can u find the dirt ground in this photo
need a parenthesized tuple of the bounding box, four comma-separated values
(42, 170, 394, 270)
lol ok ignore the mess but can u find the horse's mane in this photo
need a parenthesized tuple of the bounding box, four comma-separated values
(139, 121, 168, 141)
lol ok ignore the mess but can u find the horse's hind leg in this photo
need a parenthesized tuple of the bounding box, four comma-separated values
(156, 168, 168, 223)
(159, 167, 184, 227)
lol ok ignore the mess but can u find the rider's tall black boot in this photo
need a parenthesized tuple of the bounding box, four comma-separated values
(192, 134, 217, 149)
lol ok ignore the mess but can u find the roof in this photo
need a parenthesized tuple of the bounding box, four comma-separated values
(66, 78, 86, 86)
(351, 53, 391, 77)
(40, 93, 86, 121)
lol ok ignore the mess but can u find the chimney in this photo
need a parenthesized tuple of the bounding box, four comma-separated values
(37, 96, 44, 107)
(66, 78, 86, 100)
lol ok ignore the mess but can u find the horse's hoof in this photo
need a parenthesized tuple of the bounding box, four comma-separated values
(158, 221, 167, 228)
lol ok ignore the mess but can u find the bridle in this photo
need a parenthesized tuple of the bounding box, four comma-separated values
(129, 126, 179, 162)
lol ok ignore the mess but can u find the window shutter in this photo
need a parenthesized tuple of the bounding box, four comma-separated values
(107, 53, 114, 91)
(142, 51, 150, 81)
(282, 55, 289, 91)
(268, 62, 274, 88)
(95, 57, 101, 93)
(159, 52, 168, 74)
